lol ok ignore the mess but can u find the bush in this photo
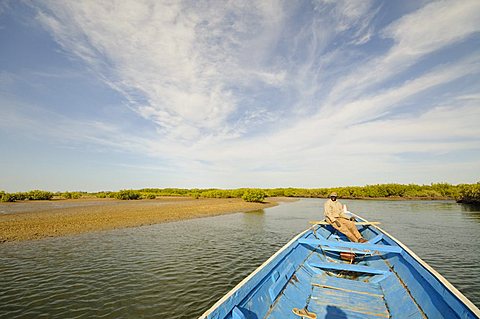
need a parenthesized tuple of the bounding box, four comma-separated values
(0, 190, 54, 201)
(200, 189, 235, 198)
(13, 192, 27, 200)
(95, 192, 112, 198)
(143, 193, 156, 199)
(24, 190, 54, 200)
(242, 189, 266, 203)
(62, 192, 82, 199)
(430, 183, 458, 198)
(114, 190, 141, 200)
(457, 183, 480, 204)
(265, 188, 285, 197)
(1, 192, 16, 202)
(190, 192, 201, 199)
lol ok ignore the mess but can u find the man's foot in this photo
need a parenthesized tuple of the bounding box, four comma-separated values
(292, 307, 317, 319)
(358, 238, 368, 243)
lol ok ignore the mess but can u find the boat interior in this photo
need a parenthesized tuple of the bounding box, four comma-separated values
(223, 221, 468, 319)
(261, 224, 420, 319)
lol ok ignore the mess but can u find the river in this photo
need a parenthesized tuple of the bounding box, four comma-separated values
(0, 199, 479, 318)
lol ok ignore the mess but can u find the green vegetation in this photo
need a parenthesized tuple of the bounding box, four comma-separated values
(242, 189, 266, 203)
(138, 188, 245, 198)
(61, 191, 83, 199)
(1, 190, 54, 202)
(143, 193, 156, 199)
(0, 191, 15, 202)
(1, 183, 479, 203)
(113, 190, 142, 200)
(94, 191, 112, 198)
(457, 183, 480, 204)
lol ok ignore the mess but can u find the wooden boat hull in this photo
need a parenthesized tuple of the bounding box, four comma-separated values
(199, 214, 480, 319)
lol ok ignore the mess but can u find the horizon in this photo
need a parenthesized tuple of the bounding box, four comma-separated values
(1, 1, 479, 192)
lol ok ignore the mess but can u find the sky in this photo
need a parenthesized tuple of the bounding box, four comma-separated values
(0, 0, 479, 192)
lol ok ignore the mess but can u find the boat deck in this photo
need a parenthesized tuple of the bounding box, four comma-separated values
(264, 229, 425, 319)
(309, 275, 388, 318)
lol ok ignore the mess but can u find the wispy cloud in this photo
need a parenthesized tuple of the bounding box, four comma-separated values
(1, 0, 479, 189)
(33, 1, 290, 142)
(328, 0, 480, 104)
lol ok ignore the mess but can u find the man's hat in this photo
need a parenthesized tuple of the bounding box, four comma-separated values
(329, 192, 338, 197)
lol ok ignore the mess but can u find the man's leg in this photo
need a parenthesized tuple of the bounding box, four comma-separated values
(343, 219, 364, 242)
(331, 220, 359, 242)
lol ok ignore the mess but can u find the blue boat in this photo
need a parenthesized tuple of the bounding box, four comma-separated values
(199, 213, 480, 319)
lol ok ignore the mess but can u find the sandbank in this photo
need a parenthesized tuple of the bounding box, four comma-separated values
(0, 197, 293, 242)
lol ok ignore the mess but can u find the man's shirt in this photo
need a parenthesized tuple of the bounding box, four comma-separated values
(324, 198, 347, 222)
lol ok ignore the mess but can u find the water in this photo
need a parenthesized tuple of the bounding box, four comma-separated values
(0, 199, 479, 318)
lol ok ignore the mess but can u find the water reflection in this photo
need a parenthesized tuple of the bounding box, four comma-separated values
(460, 203, 480, 212)
(241, 209, 266, 230)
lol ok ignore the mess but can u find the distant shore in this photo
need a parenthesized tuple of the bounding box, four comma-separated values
(339, 196, 453, 201)
(0, 197, 296, 243)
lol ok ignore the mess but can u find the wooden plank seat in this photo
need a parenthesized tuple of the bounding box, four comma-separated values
(309, 221, 381, 226)
(311, 274, 383, 298)
(312, 234, 385, 254)
(298, 238, 402, 254)
(307, 262, 390, 275)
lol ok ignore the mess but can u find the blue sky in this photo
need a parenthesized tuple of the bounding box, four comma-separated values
(1, 0, 479, 192)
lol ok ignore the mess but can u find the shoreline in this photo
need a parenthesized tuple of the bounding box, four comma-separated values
(0, 197, 295, 243)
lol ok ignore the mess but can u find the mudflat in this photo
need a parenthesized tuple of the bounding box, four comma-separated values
(0, 197, 286, 242)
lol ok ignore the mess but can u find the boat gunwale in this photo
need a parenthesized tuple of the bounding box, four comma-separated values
(351, 212, 480, 317)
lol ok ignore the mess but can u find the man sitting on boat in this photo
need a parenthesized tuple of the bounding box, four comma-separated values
(324, 192, 367, 243)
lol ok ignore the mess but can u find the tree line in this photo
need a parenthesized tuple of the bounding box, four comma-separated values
(1, 183, 479, 203)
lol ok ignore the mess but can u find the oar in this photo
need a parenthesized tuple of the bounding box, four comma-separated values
(309, 221, 381, 225)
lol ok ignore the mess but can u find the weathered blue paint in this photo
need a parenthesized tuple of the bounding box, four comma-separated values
(231, 307, 247, 319)
(310, 274, 389, 318)
(268, 264, 295, 302)
(367, 233, 383, 244)
(299, 238, 403, 254)
(199, 214, 480, 319)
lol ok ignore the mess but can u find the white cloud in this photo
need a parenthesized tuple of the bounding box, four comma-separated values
(327, 0, 480, 105)
(34, 0, 288, 142)
(4, 0, 478, 189)
(328, 54, 480, 126)
(311, 0, 377, 45)
(383, 0, 480, 56)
